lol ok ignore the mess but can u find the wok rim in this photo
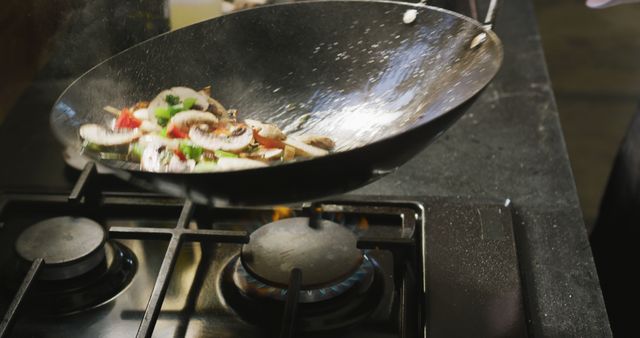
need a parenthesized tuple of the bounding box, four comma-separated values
(50, 0, 504, 177)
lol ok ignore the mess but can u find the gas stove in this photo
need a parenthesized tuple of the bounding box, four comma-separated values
(0, 163, 528, 338)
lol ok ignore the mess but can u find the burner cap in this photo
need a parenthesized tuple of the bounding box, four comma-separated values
(16, 217, 106, 280)
(241, 217, 362, 289)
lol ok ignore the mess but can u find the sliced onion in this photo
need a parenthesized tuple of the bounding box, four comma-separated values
(216, 157, 268, 171)
(282, 137, 329, 157)
(245, 119, 285, 140)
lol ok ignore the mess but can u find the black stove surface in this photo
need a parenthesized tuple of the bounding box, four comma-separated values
(0, 187, 527, 338)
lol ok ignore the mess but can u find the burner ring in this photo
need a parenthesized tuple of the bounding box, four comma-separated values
(8, 241, 138, 316)
(15, 217, 106, 280)
(220, 252, 388, 333)
(232, 254, 375, 303)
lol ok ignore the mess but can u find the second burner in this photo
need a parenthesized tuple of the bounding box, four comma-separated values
(238, 217, 372, 302)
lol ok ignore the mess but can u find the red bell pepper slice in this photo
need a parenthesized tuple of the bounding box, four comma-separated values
(114, 107, 142, 129)
(253, 130, 284, 149)
(173, 149, 187, 161)
(166, 123, 189, 139)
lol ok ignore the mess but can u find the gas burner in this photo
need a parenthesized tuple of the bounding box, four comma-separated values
(233, 215, 374, 303)
(16, 217, 106, 280)
(8, 217, 137, 316)
(240, 217, 365, 295)
(233, 255, 375, 303)
(220, 217, 387, 332)
(221, 254, 386, 333)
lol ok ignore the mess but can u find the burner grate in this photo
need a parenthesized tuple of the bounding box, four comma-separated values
(0, 162, 424, 338)
(110, 200, 249, 338)
(0, 163, 249, 338)
(280, 268, 302, 338)
(0, 257, 43, 338)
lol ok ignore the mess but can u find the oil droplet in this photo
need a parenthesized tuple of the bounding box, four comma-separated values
(403, 9, 417, 24)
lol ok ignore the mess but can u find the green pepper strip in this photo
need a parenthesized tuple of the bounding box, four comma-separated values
(214, 149, 238, 158)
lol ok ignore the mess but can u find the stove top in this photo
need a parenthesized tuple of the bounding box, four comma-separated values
(0, 165, 528, 338)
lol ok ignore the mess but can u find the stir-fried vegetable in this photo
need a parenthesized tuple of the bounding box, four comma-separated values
(79, 86, 335, 173)
(180, 143, 204, 160)
(114, 108, 142, 129)
(214, 149, 238, 158)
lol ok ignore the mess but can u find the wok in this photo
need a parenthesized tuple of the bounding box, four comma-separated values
(51, 0, 503, 206)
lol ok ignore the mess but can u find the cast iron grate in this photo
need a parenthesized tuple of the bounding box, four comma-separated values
(0, 162, 422, 338)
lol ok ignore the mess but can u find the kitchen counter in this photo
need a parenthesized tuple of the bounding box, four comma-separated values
(0, 0, 611, 336)
(356, 1, 612, 336)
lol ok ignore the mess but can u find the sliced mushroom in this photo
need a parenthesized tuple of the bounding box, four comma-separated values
(80, 124, 141, 146)
(245, 119, 286, 140)
(133, 108, 151, 120)
(148, 87, 209, 115)
(200, 85, 212, 97)
(169, 110, 218, 131)
(189, 123, 253, 153)
(139, 120, 162, 133)
(140, 144, 168, 172)
(216, 157, 268, 171)
(298, 134, 335, 150)
(168, 155, 196, 173)
(205, 95, 228, 117)
(226, 109, 238, 120)
(199, 86, 227, 117)
(138, 134, 181, 149)
(283, 145, 296, 161)
(283, 137, 329, 157)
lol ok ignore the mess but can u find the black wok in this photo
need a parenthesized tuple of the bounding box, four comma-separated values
(51, 0, 503, 205)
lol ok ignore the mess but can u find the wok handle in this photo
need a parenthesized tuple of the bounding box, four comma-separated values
(481, 0, 501, 30)
(423, 0, 502, 30)
(466, 0, 501, 49)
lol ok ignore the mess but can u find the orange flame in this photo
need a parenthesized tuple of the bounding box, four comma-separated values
(272, 206, 293, 222)
(357, 216, 369, 230)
